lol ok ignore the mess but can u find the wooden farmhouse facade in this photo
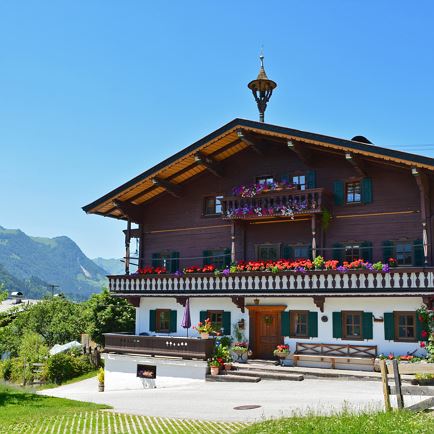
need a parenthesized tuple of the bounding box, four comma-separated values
(84, 117, 434, 387)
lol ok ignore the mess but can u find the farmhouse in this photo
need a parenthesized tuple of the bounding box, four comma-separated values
(84, 58, 434, 389)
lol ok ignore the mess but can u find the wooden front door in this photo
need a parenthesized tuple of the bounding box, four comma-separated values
(248, 306, 285, 359)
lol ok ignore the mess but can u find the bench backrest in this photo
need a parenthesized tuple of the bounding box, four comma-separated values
(296, 342, 377, 358)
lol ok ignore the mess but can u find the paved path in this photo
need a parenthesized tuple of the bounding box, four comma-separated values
(39, 377, 388, 422)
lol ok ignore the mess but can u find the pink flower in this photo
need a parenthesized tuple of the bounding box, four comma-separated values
(421, 330, 428, 338)
(420, 342, 426, 348)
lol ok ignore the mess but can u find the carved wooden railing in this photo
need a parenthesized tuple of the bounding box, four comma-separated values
(108, 269, 434, 295)
(104, 333, 215, 360)
(220, 187, 327, 220)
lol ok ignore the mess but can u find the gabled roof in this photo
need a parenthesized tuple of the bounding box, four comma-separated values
(83, 118, 434, 219)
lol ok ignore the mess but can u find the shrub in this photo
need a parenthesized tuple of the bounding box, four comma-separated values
(46, 352, 93, 385)
(0, 359, 12, 380)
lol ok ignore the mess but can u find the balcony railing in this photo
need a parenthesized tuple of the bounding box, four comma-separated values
(108, 268, 434, 296)
(221, 187, 327, 220)
(104, 333, 214, 360)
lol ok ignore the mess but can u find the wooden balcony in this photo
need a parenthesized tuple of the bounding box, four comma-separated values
(108, 268, 434, 296)
(221, 187, 327, 220)
(104, 333, 215, 360)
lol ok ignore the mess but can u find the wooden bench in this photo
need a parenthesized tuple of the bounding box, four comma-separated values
(293, 343, 377, 370)
(380, 359, 434, 411)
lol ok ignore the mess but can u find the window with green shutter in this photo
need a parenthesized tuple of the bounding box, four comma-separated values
(222, 311, 231, 335)
(413, 239, 424, 266)
(333, 180, 344, 206)
(308, 312, 318, 338)
(306, 170, 316, 189)
(362, 312, 373, 340)
(342, 311, 363, 340)
(332, 312, 342, 339)
(361, 178, 373, 204)
(150, 309, 177, 334)
(169, 310, 177, 333)
(384, 312, 395, 340)
(332, 243, 344, 262)
(281, 311, 290, 336)
(149, 309, 156, 332)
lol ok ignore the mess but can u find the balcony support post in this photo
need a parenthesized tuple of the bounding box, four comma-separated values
(311, 214, 317, 259)
(413, 168, 431, 265)
(231, 221, 236, 263)
(125, 220, 131, 275)
(138, 224, 146, 268)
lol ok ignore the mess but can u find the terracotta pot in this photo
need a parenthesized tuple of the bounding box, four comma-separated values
(200, 333, 209, 339)
(210, 366, 219, 376)
(98, 382, 104, 392)
(224, 363, 232, 371)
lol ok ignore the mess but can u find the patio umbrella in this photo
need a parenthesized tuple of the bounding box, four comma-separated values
(181, 297, 191, 337)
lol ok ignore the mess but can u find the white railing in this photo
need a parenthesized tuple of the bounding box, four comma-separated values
(108, 269, 434, 295)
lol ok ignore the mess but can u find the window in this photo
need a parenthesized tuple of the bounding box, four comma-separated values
(292, 175, 306, 190)
(204, 196, 223, 215)
(294, 245, 309, 259)
(342, 311, 363, 340)
(207, 310, 223, 332)
(290, 311, 309, 338)
(395, 243, 413, 266)
(257, 244, 280, 261)
(204, 249, 229, 269)
(256, 176, 274, 186)
(346, 181, 361, 204)
(394, 312, 416, 342)
(345, 244, 360, 262)
(156, 309, 171, 333)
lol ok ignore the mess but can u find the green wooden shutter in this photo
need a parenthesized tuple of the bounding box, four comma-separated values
(170, 251, 180, 273)
(382, 241, 394, 263)
(332, 243, 344, 262)
(306, 170, 316, 189)
(223, 248, 231, 267)
(333, 180, 344, 205)
(151, 253, 161, 268)
(149, 310, 156, 332)
(362, 312, 373, 340)
(384, 312, 395, 340)
(222, 311, 231, 335)
(199, 311, 207, 323)
(308, 312, 318, 338)
(282, 245, 293, 260)
(361, 178, 373, 204)
(332, 312, 342, 339)
(203, 250, 212, 266)
(413, 239, 424, 266)
(360, 241, 373, 263)
(416, 314, 425, 341)
(281, 311, 290, 336)
(169, 310, 177, 333)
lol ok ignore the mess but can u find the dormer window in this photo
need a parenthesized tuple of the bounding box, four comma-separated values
(204, 196, 223, 216)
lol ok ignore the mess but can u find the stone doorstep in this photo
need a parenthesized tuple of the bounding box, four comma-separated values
(232, 362, 414, 383)
(232, 369, 304, 381)
(206, 373, 261, 383)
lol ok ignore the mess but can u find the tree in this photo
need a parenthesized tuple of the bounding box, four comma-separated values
(0, 283, 8, 303)
(84, 289, 135, 345)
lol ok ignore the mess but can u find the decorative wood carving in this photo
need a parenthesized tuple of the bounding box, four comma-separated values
(313, 295, 325, 312)
(124, 296, 140, 307)
(231, 296, 245, 313)
(422, 295, 434, 309)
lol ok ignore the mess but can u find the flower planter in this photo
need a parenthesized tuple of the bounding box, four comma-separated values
(210, 366, 220, 376)
(98, 382, 104, 392)
(224, 363, 233, 371)
(274, 351, 289, 358)
(200, 333, 210, 340)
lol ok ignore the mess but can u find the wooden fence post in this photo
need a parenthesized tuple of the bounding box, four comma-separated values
(379, 359, 391, 411)
(392, 359, 404, 409)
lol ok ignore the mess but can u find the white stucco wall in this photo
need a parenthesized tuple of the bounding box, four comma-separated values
(135, 295, 426, 357)
(102, 353, 207, 391)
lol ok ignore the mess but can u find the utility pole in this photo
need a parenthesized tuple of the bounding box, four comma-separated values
(47, 284, 59, 297)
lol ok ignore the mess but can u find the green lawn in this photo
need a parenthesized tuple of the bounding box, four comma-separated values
(0, 384, 247, 433)
(39, 369, 99, 390)
(238, 410, 434, 434)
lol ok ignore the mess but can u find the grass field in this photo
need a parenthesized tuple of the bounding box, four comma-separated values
(0, 384, 247, 433)
(238, 410, 434, 434)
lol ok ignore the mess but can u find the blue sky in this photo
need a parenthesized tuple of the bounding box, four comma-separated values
(1, 1, 433, 259)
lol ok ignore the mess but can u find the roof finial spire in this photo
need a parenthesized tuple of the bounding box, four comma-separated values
(247, 52, 277, 123)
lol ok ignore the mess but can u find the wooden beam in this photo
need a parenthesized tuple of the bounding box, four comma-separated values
(313, 295, 325, 312)
(112, 199, 143, 223)
(231, 296, 245, 313)
(194, 151, 223, 177)
(237, 130, 264, 155)
(151, 176, 182, 198)
(287, 140, 312, 165)
(345, 152, 367, 177)
(124, 296, 140, 307)
(176, 296, 188, 307)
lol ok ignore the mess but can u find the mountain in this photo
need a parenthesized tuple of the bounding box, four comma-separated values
(0, 226, 108, 300)
(92, 257, 125, 276)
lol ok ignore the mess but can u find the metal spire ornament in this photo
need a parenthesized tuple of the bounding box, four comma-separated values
(248, 54, 277, 122)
